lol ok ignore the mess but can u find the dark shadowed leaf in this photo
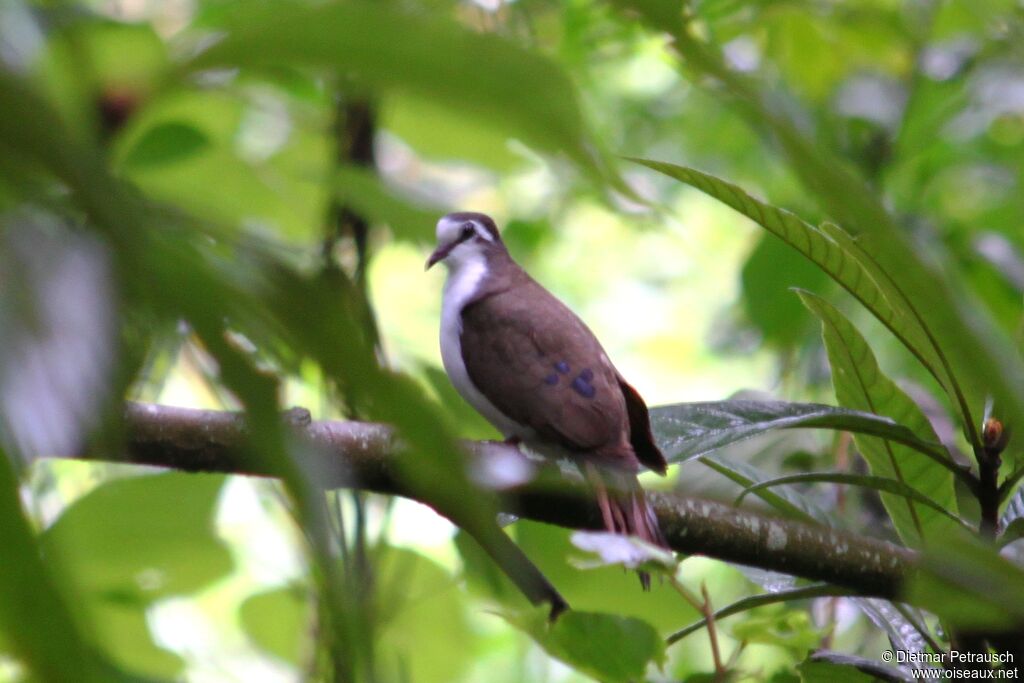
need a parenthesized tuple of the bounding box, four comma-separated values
(649, 400, 944, 465)
(799, 291, 960, 548)
(798, 651, 910, 683)
(122, 122, 210, 169)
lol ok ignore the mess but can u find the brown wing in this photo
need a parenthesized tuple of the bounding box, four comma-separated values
(460, 277, 640, 471)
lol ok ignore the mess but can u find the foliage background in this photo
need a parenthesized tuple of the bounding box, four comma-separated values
(0, 0, 1022, 681)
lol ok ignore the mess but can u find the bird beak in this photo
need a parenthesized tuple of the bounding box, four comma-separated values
(425, 244, 451, 270)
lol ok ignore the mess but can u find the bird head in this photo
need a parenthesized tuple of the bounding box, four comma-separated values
(426, 212, 505, 271)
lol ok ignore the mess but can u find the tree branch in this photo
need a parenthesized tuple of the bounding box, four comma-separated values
(73, 403, 914, 600)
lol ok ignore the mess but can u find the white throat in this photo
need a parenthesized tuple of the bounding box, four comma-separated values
(439, 257, 526, 438)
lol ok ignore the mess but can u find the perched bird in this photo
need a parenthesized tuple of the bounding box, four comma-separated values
(427, 212, 668, 587)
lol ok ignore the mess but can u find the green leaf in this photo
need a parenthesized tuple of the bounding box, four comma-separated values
(906, 531, 1024, 631)
(503, 608, 665, 683)
(334, 165, 439, 243)
(239, 584, 310, 664)
(650, 400, 945, 465)
(241, 548, 476, 683)
(741, 234, 829, 347)
(667, 584, 852, 646)
(187, 2, 613, 182)
(0, 450, 111, 682)
(122, 122, 210, 169)
(40, 472, 231, 677)
(41, 472, 232, 599)
(729, 609, 823, 655)
(799, 291, 959, 548)
(736, 473, 968, 530)
(513, 521, 694, 631)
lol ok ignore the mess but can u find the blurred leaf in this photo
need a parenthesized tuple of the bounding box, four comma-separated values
(187, 2, 612, 181)
(335, 165, 438, 243)
(907, 531, 1024, 631)
(122, 122, 210, 169)
(799, 291, 960, 548)
(729, 608, 823, 654)
(381, 93, 527, 171)
(741, 234, 828, 347)
(503, 607, 664, 683)
(0, 449, 112, 682)
(736, 472, 968, 529)
(375, 547, 475, 683)
(40, 472, 231, 677)
(650, 400, 945, 466)
(242, 548, 475, 682)
(111, 90, 327, 241)
(239, 584, 311, 664)
(454, 529, 528, 608)
(42, 472, 231, 599)
(34, 21, 170, 139)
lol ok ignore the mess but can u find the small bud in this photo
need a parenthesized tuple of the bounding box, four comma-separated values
(982, 417, 1010, 454)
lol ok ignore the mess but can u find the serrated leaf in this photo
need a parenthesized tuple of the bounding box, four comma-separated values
(799, 291, 959, 548)
(502, 608, 665, 683)
(629, 159, 968, 426)
(650, 400, 944, 465)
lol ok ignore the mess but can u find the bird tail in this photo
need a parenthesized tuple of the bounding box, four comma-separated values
(583, 463, 667, 590)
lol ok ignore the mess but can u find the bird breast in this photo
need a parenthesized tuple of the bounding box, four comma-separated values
(439, 260, 529, 439)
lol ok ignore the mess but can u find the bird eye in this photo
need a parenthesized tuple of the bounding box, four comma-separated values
(460, 223, 475, 239)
